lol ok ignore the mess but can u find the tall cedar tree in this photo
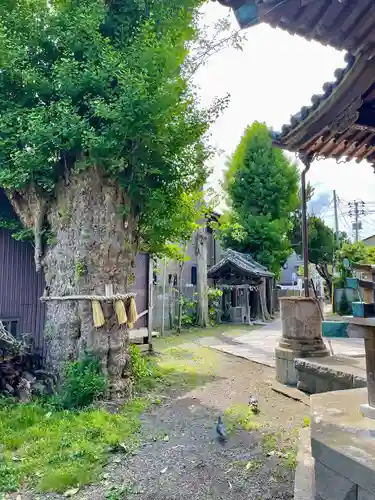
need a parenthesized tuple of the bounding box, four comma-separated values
(0, 0, 226, 394)
(220, 122, 299, 275)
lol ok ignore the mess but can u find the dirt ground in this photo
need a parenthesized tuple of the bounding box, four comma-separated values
(11, 330, 308, 500)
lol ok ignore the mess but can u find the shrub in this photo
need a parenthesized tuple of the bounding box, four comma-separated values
(129, 345, 152, 381)
(56, 355, 108, 409)
(207, 287, 223, 325)
(337, 289, 351, 316)
(178, 293, 198, 327)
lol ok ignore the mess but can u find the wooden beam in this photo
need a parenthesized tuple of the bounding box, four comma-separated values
(147, 255, 153, 352)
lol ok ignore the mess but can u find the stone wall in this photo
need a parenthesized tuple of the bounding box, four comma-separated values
(311, 388, 375, 500)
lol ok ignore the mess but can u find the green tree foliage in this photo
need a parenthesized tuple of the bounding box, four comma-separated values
(0, 0, 225, 255)
(0, 0, 232, 387)
(366, 246, 375, 264)
(335, 241, 369, 282)
(290, 215, 336, 294)
(218, 122, 299, 275)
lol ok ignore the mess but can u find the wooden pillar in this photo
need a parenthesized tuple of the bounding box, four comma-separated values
(246, 285, 251, 325)
(195, 228, 208, 327)
(147, 255, 153, 352)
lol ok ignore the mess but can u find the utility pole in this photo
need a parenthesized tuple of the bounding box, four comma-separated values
(355, 201, 359, 242)
(333, 190, 340, 247)
(300, 153, 313, 297)
(348, 200, 364, 242)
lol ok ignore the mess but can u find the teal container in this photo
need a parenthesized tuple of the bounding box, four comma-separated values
(345, 277, 358, 289)
(322, 321, 348, 338)
(352, 301, 375, 318)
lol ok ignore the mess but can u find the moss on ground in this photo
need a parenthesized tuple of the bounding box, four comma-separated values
(0, 324, 301, 495)
(225, 403, 260, 432)
(0, 339, 222, 494)
(0, 398, 148, 493)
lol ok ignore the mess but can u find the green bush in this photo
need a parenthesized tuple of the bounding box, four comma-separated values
(179, 293, 198, 327)
(207, 287, 223, 325)
(337, 289, 351, 316)
(129, 345, 152, 381)
(55, 355, 108, 410)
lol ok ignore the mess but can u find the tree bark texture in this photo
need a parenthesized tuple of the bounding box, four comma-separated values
(316, 263, 332, 299)
(10, 168, 137, 397)
(195, 228, 208, 328)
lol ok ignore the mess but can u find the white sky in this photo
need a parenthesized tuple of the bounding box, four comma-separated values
(195, 2, 375, 239)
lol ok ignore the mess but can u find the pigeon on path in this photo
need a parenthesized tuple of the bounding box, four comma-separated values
(249, 394, 259, 413)
(216, 415, 227, 442)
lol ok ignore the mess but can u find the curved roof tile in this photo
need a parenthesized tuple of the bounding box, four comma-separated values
(273, 52, 356, 142)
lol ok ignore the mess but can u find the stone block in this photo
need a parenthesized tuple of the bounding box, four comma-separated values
(294, 428, 315, 500)
(294, 356, 366, 395)
(315, 376, 332, 393)
(297, 371, 316, 394)
(315, 460, 357, 500)
(360, 403, 375, 420)
(275, 346, 297, 385)
(311, 389, 375, 495)
(348, 324, 365, 338)
(359, 487, 375, 500)
(353, 375, 367, 388)
(331, 379, 350, 391)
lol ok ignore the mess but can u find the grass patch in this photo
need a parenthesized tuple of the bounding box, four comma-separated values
(262, 432, 278, 454)
(303, 416, 311, 427)
(224, 404, 260, 432)
(0, 333, 231, 495)
(280, 448, 297, 470)
(153, 323, 255, 347)
(105, 484, 133, 499)
(232, 459, 263, 474)
(134, 343, 219, 395)
(262, 430, 298, 471)
(0, 398, 148, 493)
(0, 343, 218, 494)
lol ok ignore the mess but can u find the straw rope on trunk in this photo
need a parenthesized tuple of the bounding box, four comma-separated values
(40, 293, 138, 328)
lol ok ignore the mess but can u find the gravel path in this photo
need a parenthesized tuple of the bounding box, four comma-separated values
(12, 333, 308, 500)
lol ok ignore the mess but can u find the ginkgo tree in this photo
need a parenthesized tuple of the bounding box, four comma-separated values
(0, 0, 227, 394)
(219, 122, 299, 276)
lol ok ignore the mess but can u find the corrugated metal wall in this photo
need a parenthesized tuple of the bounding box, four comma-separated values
(0, 187, 150, 345)
(0, 228, 46, 348)
(132, 252, 149, 328)
(0, 228, 149, 346)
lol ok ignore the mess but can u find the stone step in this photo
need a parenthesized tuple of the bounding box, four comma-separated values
(294, 355, 366, 394)
(294, 427, 315, 500)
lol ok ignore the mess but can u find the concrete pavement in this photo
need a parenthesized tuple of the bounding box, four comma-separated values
(196, 319, 365, 369)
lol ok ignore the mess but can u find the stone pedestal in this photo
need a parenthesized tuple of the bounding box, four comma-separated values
(346, 317, 375, 418)
(275, 297, 329, 386)
(311, 388, 375, 500)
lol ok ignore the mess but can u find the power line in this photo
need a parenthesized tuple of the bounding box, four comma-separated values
(318, 198, 334, 218)
(337, 202, 352, 233)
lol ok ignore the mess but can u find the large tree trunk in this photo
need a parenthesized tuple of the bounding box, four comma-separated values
(10, 168, 137, 397)
(316, 264, 332, 300)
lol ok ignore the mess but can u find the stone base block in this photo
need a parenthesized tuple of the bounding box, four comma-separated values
(275, 346, 298, 385)
(360, 403, 375, 420)
(311, 388, 375, 500)
(275, 341, 330, 387)
(295, 356, 367, 395)
(315, 460, 357, 500)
